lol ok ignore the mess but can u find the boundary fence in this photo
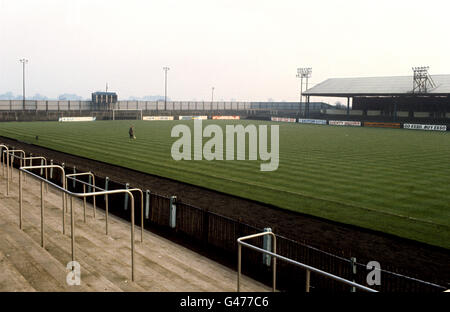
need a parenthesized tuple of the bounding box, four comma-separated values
(0, 100, 327, 112)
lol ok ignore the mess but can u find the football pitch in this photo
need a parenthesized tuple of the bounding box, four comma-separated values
(1, 120, 449, 249)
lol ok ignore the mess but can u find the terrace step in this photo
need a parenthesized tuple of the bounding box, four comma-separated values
(0, 249, 36, 292)
(0, 166, 269, 292)
(14, 177, 242, 291)
(0, 194, 126, 291)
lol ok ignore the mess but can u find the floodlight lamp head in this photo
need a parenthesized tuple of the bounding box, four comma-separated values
(297, 67, 312, 78)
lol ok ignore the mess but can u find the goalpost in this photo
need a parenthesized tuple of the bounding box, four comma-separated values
(112, 109, 143, 121)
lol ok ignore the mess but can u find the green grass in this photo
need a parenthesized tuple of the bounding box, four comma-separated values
(1, 120, 449, 249)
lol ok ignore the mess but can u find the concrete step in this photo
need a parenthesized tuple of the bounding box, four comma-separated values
(13, 181, 222, 291)
(0, 166, 270, 292)
(1, 201, 143, 292)
(0, 215, 86, 291)
(0, 247, 36, 292)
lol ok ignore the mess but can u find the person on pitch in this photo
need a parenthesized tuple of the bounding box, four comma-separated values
(129, 125, 136, 140)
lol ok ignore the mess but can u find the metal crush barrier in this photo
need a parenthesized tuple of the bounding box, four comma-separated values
(4, 149, 25, 181)
(66, 172, 98, 220)
(0, 144, 11, 195)
(65, 173, 144, 241)
(237, 232, 377, 293)
(18, 164, 142, 282)
(2, 151, 50, 193)
(23, 156, 48, 189)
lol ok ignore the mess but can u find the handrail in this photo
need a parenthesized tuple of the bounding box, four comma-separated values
(19, 165, 66, 232)
(65, 174, 144, 241)
(22, 156, 48, 190)
(66, 174, 105, 191)
(125, 188, 144, 242)
(66, 173, 97, 224)
(66, 172, 97, 218)
(0, 145, 10, 195)
(20, 165, 139, 282)
(237, 232, 377, 293)
(4, 149, 25, 181)
(237, 232, 277, 292)
(4, 151, 47, 175)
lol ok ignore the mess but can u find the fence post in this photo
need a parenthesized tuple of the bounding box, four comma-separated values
(62, 163, 67, 212)
(82, 184, 86, 222)
(88, 175, 92, 193)
(306, 269, 311, 293)
(350, 257, 357, 292)
(145, 190, 150, 219)
(124, 183, 129, 211)
(263, 227, 272, 267)
(73, 166, 76, 188)
(169, 195, 177, 228)
(92, 173, 96, 219)
(10, 150, 15, 170)
(40, 180, 45, 248)
(19, 170, 22, 229)
(49, 159, 53, 179)
(1, 147, 3, 176)
(40, 159, 44, 176)
(105, 177, 109, 235)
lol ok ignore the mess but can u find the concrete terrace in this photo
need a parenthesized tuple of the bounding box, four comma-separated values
(0, 165, 269, 292)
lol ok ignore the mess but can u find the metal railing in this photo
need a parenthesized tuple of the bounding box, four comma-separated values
(237, 232, 377, 293)
(4, 149, 25, 181)
(66, 172, 97, 219)
(65, 173, 144, 241)
(0, 145, 11, 195)
(19, 165, 142, 282)
(2, 151, 49, 189)
(23, 156, 48, 187)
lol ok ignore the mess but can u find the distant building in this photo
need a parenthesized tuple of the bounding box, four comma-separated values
(91, 92, 117, 110)
(303, 74, 450, 120)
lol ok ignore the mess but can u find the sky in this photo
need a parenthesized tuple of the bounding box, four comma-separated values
(1, 0, 449, 102)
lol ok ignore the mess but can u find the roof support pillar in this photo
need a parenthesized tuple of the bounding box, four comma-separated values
(393, 97, 398, 121)
(307, 96, 310, 118)
(347, 97, 350, 116)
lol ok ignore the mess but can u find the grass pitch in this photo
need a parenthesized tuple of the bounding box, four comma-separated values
(0, 120, 449, 249)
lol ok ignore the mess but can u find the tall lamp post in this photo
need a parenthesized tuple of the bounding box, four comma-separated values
(296, 67, 312, 116)
(163, 66, 170, 111)
(19, 58, 28, 110)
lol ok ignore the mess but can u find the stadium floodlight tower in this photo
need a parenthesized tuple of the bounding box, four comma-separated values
(163, 66, 170, 110)
(19, 58, 29, 110)
(296, 67, 312, 114)
(412, 66, 436, 94)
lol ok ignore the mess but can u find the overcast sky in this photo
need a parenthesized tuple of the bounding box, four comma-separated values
(1, 0, 449, 102)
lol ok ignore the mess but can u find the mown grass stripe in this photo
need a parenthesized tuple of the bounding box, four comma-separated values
(1, 120, 449, 248)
